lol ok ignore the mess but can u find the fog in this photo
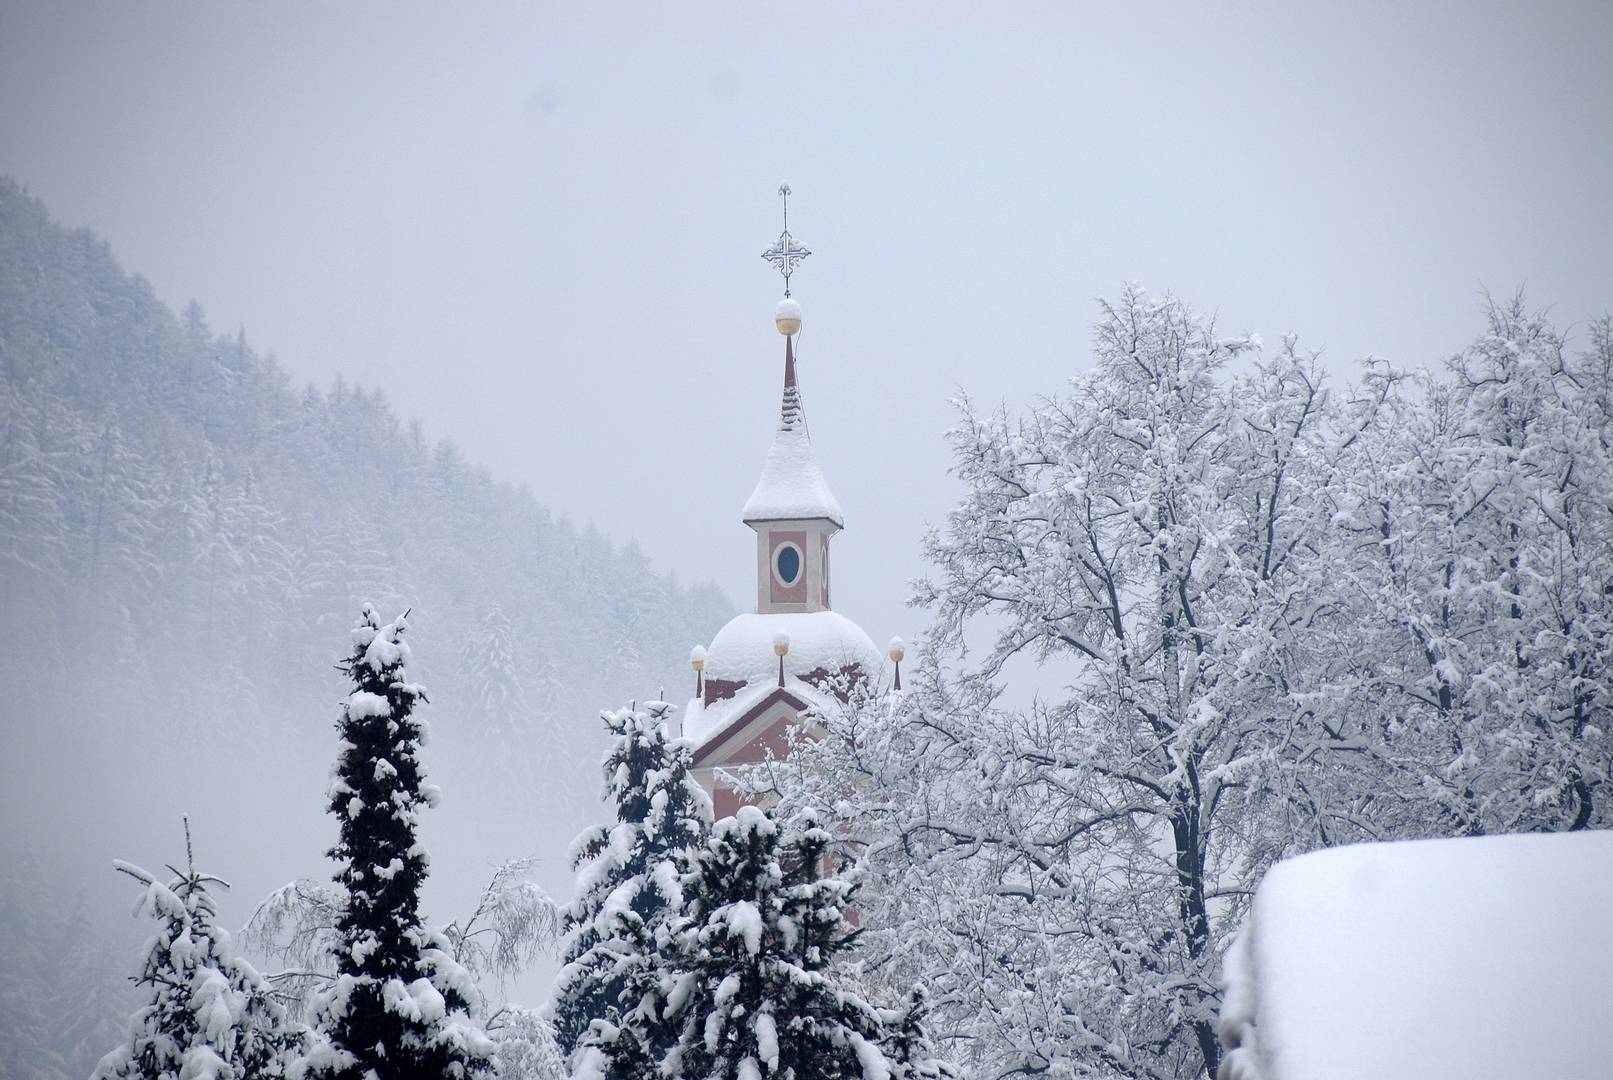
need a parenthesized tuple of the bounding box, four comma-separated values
(2, 1, 1611, 1072)
(6, 1, 1611, 642)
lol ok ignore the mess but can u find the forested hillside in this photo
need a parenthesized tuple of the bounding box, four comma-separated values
(0, 177, 732, 1078)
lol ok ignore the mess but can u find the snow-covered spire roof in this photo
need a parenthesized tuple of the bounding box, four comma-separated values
(741, 332, 845, 527)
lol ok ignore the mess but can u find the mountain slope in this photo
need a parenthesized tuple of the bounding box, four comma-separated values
(0, 177, 732, 1078)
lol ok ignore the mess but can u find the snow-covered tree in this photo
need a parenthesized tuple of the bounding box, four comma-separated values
(567, 908, 664, 1080)
(440, 859, 560, 1000)
(240, 877, 344, 1022)
(488, 1006, 568, 1080)
(883, 989, 956, 1080)
(751, 288, 1612, 1080)
(463, 606, 532, 769)
(1319, 298, 1613, 836)
(94, 823, 303, 1079)
(305, 605, 494, 1079)
(656, 806, 895, 1080)
(750, 289, 1378, 1080)
(552, 700, 711, 1059)
(912, 289, 1346, 1078)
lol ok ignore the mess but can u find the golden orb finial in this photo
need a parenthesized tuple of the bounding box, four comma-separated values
(775, 297, 802, 336)
(772, 630, 792, 688)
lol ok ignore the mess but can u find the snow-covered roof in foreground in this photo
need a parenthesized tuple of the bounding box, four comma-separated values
(1219, 831, 1613, 1080)
(741, 420, 844, 526)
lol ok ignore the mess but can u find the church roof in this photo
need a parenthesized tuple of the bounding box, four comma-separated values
(707, 610, 880, 686)
(741, 335, 844, 527)
(683, 682, 817, 756)
(683, 609, 883, 749)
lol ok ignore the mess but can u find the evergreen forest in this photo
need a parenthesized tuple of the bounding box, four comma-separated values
(0, 179, 733, 1079)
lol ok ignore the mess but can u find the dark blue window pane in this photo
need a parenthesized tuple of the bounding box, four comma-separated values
(776, 544, 801, 584)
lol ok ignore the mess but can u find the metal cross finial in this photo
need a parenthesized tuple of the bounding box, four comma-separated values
(761, 182, 810, 297)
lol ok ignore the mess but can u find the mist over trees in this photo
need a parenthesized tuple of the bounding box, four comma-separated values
(0, 850, 128, 1078)
(0, 178, 728, 765)
(91, 827, 304, 1080)
(750, 287, 1612, 1080)
(0, 179, 731, 1079)
(4, 174, 1609, 1080)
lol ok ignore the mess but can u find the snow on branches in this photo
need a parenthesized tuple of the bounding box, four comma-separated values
(306, 605, 494, 1079)
(552, 700, 711, 1058)
(750, 288, 1612, 1080)
(243, 860, 559, 1024)
(654, 806, 905, 1080)
(94, 822, 303, 1079)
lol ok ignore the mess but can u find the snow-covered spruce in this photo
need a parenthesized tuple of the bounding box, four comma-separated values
(882, 989, 956, 1080)
(94, 825, 304, 1079)
(305, 605, 493, 1079)
(551, 700, 711, 1059)
(463, 605, 538, 780)
(655, 806, 900, 1080)
(567, 906, 665, 1080)
(244, 858, 557, 1030)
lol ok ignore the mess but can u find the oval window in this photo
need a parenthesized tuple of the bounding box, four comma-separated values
(774, 542, 802, 586)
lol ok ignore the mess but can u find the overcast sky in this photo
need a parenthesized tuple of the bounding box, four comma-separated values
(4, 0, 1611, 659)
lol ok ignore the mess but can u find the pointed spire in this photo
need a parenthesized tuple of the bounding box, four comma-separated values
(744, 190, 841, 528)
(779, 334, 803, 432)
(742, 321, 843, 527)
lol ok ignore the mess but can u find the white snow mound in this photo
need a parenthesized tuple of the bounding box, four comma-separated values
(1219, 830, 1613, 1080)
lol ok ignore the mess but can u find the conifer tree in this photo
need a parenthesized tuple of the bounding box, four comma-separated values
(568, 909, 664, 1080)
(552, 701, 711, 1060)
(463, 605, 529, 769)
(660, 807, 895, 1080)
(306, 605, 493, 1079)
(54, 894, 130, 1077)
(93, 822, 302, 1079)
(884, 989, 957, 1080)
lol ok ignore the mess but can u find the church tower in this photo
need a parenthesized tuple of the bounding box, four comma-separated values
(683, 187, 891, 816)
(742, 316, 840, 615)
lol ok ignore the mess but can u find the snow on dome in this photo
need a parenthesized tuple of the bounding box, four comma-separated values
(704, 611, 880, 688)
(741, 422, 844, 526)
(1219, 831, 1613, 1080)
